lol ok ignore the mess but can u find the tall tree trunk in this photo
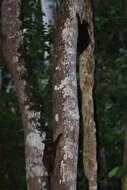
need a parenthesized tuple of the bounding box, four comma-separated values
(52, 0, 81, 189)
(40, 0, 57, 66)
(40, 0, 56, 26)
(79, 0, 97, 190)
(1, 0, 49, 189)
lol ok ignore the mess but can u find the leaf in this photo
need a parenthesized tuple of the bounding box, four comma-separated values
(122, 187, 127, 190)
(108, 165, 127, 178)
(115, 165, 127, 178)
(108, 166, 119, 177)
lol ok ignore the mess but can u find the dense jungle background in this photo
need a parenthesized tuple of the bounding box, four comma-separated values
(0, 0, 127, 189)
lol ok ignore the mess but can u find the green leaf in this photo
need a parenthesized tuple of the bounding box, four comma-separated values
(115, 165, 127, 178)
(108, 166, 120, 177)
(122, 187, 127, 190)
(108, 165, 127, 178)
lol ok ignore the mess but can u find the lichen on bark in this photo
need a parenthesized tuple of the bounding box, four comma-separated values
(52, 0, 79, 190)
(1, 0, 49, 189)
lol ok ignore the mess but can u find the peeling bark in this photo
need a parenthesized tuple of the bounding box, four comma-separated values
(1, 0, 48, 189)
(79, 0, 97, 190)
(52, 0, 79, 190)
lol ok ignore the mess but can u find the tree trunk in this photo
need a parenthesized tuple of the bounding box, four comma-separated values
(52, 0, 80, 189)
(40, 0, 57, 66)
(79, 0, 97, 190)
(1, 0, 49, 189)
(40, 0, 56, 26)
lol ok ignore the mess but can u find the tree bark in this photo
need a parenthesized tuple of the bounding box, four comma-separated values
(40, 0, 57, 67)
(40, 0, 57, 26)
(52, 0, 80, 189)
(79, 0, 97, 190)
(1, 0, 49, 189)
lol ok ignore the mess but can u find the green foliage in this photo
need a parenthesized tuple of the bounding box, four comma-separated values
(108, 165, 127, 178)
(94, 0, 127, 189)
(122, 188, 127, 190)
(22, 0, 53, 134)
(108, 166, 120, 178)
